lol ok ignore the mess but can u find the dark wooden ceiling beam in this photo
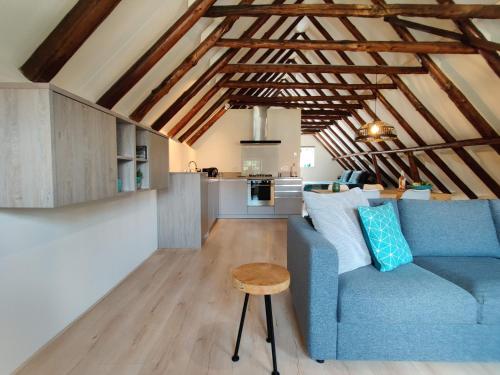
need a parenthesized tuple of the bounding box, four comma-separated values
(205, 4, 500, 19)
(333, 137, 500, 158)
(169, 17, 299, 138)
(436, 0, 500, 76)
(314, 134, 350, 170)
(323, 9, 497, 196)
(21, 0, 122, 82)
(220, 63, 427, 74)
(313, 13, 462, 192)
(229, 102, 361, 109)
(216, 38, 475, 54)
(374, 0, 500, 156)
(125, 0, 253, 117)
(150, 0, 292, 131)
(383, 17, 500, 53)
(179, 13, 303, 142)
(97, 0, 219, 108)
(187, 106, 229, 146)
(229, 94, 375, 102)
(220, 81, 397, 90)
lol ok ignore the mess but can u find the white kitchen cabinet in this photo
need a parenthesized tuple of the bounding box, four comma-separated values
(219, 179, 248, 216)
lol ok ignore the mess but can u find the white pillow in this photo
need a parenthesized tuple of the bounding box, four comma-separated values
(304, 188, 371, 274)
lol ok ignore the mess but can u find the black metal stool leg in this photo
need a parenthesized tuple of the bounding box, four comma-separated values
(232, 293, 249, 362)
(265, 295, 279, 375)
(265, 299, 272, 343)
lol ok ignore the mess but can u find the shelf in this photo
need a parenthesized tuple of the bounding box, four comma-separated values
(136, 158, 148, 163)
(117, 155, 134, 161)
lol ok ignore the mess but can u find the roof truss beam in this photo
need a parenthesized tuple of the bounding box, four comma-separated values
(215, 39, 476, 54)
(204, 4, 500, 19)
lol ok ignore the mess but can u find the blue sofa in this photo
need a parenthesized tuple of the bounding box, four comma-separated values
(334, 170, 368, 189)
(287, 199, 500, 362)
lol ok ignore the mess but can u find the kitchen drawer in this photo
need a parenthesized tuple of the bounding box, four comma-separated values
(275, 178, 302, 185)
(275, 184, 302, 192)
(274, 191, 302, 198)
(275, 197, 302, 215)
(247, 206, 275, 215)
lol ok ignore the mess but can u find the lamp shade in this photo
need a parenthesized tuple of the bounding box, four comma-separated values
(355, 120, 397, 143)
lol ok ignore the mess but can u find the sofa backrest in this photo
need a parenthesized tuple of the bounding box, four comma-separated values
(348, 171, 364, 184)
(397, 200, 500, 257)
(339, 170, 352, 183)
(490, 200, 500, 242)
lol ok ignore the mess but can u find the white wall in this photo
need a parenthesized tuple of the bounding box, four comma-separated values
(300, 135, 344, 182)
(192, 108, 301, 174)
(0, 191, 158, 375)
(168, 138, 197, 172)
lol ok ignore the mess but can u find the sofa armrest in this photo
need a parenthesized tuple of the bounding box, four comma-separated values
(287, 215, 339, 360)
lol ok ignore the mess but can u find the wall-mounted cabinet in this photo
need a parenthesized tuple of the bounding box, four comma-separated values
(0, 83, 169, 208)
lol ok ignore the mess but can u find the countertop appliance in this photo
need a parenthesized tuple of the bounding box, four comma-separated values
(202, 167, 219, 178)
(248, 179, 275, 207)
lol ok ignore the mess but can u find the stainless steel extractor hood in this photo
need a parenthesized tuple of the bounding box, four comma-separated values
(240, 106, 281, 144)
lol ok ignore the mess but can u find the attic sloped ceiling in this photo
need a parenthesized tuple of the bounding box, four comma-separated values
(0, 0, 499, 199)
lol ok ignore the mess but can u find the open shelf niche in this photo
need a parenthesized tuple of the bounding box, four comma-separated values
(136, 128, 150, 190)
(116, 120, 136, 193)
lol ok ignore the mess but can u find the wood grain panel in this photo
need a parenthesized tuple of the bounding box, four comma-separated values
(0, 89, 54, 207)
(51, 92, 117, 206)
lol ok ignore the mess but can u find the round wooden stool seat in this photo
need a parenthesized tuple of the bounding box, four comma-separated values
(232, 263, 290, 296)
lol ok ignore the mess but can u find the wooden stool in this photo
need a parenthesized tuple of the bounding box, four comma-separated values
(231, 263, 290, 375)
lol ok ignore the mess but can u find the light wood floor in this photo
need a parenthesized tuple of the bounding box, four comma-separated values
(16, 219, 500, 375)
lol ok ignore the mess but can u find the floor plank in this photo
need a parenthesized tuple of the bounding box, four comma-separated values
(15, 219, 500, 375)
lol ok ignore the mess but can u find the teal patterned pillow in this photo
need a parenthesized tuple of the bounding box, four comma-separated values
(358, 202, 413, 272)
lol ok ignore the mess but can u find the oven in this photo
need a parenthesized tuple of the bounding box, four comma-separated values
(247, 179, 275, 207)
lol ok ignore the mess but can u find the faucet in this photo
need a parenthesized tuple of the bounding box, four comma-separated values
(188, 160, 198, 173)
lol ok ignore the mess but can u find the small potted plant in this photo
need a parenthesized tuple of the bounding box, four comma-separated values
(136, 169, 143, 189)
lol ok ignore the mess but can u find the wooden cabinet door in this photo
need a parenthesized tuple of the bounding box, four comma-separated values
(51, 93, 117, 206)
(148, 133, 169, 190)
(219, 180, 247, 215)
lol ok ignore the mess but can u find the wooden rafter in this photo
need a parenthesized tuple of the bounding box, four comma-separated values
(383, 17, 500, 54)
(333, 137, 500, 158)
(317, 8, 496, 197)
(436, 0, 500, 76)
(148, 0, 292, 130)
(205, 4, 500, 19)
(374, 0, 500, 156)
(127, 0, 254, 119)
(96, 0, 217, 108)
(229, 94, 375, 102)
(21, 0, 122, 82)
(220, 81, 397, 90)
(220, 64, 427, 74)
(175, 18, 302, 141)
(215, 39, 475, 54)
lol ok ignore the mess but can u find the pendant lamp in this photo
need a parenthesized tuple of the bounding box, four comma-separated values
(355, 75, 397, 143)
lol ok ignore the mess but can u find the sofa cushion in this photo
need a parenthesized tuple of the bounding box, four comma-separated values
(338, 263, 477, 324)
(489, 200, 500, 242)
(369, 198, 400, 223)
(414, 257, 500, 324)
(398, 200, 500, 257)
(303, 189, 372, 274)
(339, 170, 352, 183)
(348, 171, 363, 184)
(358, 202, 413, 272)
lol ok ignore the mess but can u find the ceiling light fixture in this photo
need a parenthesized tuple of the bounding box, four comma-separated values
(355, 74, 397, 143)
